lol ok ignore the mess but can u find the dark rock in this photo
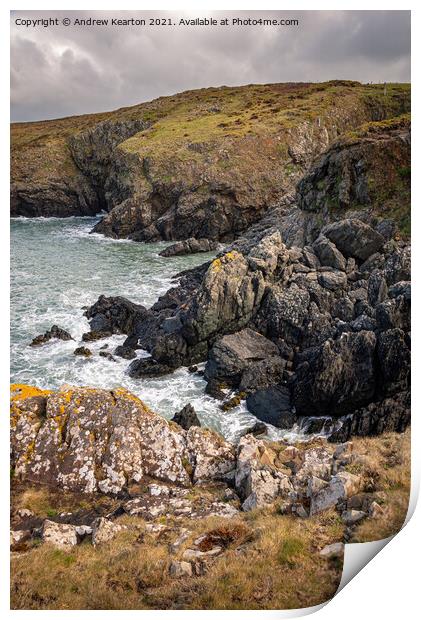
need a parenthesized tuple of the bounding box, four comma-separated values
(128, 357, 175, 378)
(85, 295, 149, 335)
(205, 380, 227, 400)
(114, 345, 137, 360)
(73, 346, 92, 357)
(204, 328, 279, 388)
(99, 351, 116, 362)
(246, 386, 296, 429)
(239, 357, 286, 392)
(328, 391, 410, 442)
(312, 235, 346, 270)
(82, 330, 113, 342)
(322, 219, 384, 261)
(30, 325, 73, 347)
(377, 329, 410, 394)
(389, 281, 411, 301)
(172, 404, 201, 430)
(159, 238, 218, 257)
(188, 365, 198, 373)
(375, 297, 410, 332)
(367, 272, 388, 307)
(292, 331, 377, 417)
(376, 219, 397, 241)
(318, 270, 347, 291)
(241, 421, 268, 437)
(331, 298, 354, 322)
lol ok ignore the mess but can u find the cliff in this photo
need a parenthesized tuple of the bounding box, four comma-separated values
(11, 81, 410, 241)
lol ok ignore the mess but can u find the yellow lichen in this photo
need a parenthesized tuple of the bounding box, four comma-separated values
(10, 384, 51, 402)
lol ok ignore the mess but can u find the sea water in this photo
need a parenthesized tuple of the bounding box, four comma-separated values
(10, 216, 320, 442)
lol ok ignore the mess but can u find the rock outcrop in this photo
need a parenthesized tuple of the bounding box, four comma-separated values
(10, 384, 235, 494)
(159, 238, 219, 257)
(11, 384, 388, 523)
(12, 82, 410, 242)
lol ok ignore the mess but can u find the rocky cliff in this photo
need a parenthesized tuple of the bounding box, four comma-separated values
(18, 94, 410, 444)
(11, 81, 409, 241)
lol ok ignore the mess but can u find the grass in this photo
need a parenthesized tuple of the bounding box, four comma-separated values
(10, 430, 410, 609)
(11, 81, 410, 199)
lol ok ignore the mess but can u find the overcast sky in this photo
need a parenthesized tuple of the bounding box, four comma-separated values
(10, 10, 410, 122)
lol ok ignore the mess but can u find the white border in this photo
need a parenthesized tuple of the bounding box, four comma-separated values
(2, 2, 419, 618)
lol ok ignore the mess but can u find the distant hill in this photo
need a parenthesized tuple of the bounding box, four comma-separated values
(11, 81, 410, 241)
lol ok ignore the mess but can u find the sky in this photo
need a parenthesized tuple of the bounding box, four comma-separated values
(10, 10, 411, 122)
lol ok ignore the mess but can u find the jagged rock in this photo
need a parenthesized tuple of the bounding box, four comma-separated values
(367, 271, 388, 306)
(318, 270, 348, 291)
(85, 295, 148, 334)
(42, 520, 78, 549)
(186, 426, 236, 482)
(312, 235, 346, 270)
(246, 386, 296, 429)
(169, 560, 193, 578)
(292, 331, 377, 416)
(82, 330, 113, 342)
(172, 404, 201, 430)
(159, 238, 218, 257)
(235, 435, 292, 511)
(204, 328, 280, 389)
(310, 472, 362, 515)
(30, 325, 73, 346)
(247, 231, 288, 275)
(389, 281, 411, 301)
(254, 283, 311, 346)
(73, 346, 92, 357)
(128, 357, 175, 377)
(322, 219, 384, 261)
(92, 517, 124, 546)
(328, 391, 410, 442)
(319, 542, 344, 558)
(11, 385, 191, 493)
(240, 421, 268, 438)
(114, 345, 136, 359)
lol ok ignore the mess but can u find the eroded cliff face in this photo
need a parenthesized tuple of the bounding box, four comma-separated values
(11, 81, 410, 240)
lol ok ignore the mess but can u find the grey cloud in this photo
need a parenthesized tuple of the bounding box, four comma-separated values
(10, 10, 410, 122)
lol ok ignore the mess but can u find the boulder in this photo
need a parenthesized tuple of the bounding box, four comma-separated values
(92, 517, 124, 546)
(204, 328, 280, 388)
(42, 520, 78, 549)
(159, 238, 218, 257)
(84, 295, 148, 335)
(186, 426, 236, 483)
(310, 472, 362, 515)
(246, 386, 296, 429)
(172, 404, 201, 430)
(317, 271, 347, 291)
(235, 435, 292, 511)
(73, 346, 92, 357)
(11, 385, 192, 493)
(322, 219, 384, 261)
(114, 345, 137, 359)
(319, 542, 344, 559)
(30, 325, 73, 346)
(169, 560, 193, 578)
(312, 235, 346, 271)
(341, 509, 367, 526)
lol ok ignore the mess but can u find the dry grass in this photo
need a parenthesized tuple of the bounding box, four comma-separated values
(347, 430, 411, 542)
(10, 430, 411, 610)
